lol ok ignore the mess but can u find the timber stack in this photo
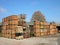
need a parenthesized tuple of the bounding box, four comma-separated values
(2, 15, 18, 39)
(2, 11, 58, 39)
(50, 22, 57, 35)
(33, 21, 57, 37)
(2, 14, 30, 39)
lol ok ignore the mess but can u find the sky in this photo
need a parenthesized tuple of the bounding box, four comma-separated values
(0, 0, 60, 23)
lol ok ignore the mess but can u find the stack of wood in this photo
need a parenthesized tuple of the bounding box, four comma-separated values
(2, 15, 18, 39)
(34, 21, 41, 37)
(2, 14, 30, 39)
(15, 26, 24, 40)
(33, 21, 57, 37)
(50, 22, 57, 35)
(44, 22, 50, 35)
(18, 14, 30, 38)
(23, 31, 30, 38)
(40, 22, 45, 36)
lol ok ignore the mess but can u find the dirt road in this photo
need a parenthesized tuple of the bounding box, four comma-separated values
(0, 37, 59, 45)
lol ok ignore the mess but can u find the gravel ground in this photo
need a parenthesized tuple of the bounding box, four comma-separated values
(0, 34, 60, 45)
(0, 37, 60, 45)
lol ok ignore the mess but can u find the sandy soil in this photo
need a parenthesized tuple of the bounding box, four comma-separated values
(0, 37, 59, 45)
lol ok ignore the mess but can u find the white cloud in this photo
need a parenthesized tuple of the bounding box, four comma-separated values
(0, 7, 8, 14)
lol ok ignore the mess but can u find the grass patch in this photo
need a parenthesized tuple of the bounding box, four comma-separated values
(0, 33, 2, 37)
